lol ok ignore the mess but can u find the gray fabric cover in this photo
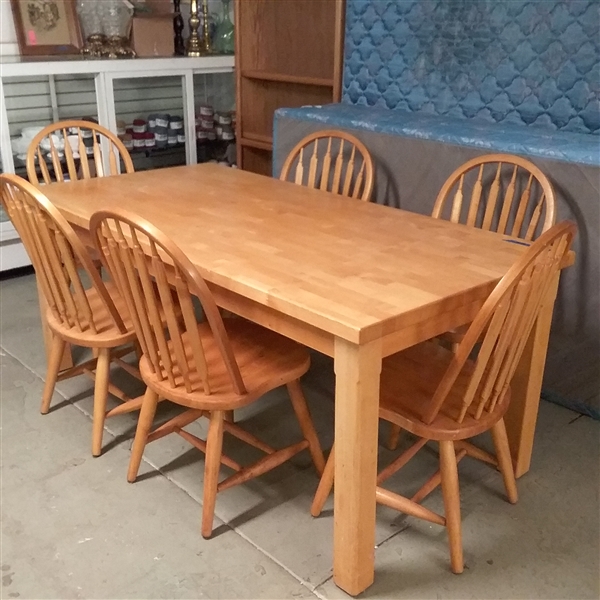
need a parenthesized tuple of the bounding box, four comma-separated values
(273, 115, 600, 414)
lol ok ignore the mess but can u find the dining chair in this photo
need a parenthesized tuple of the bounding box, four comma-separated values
(26, 119, 134, 185)
(388, 154, 558, 451)
(311, 221, 576, 574)
(91, 209, 326, 538)
(0, 173, 144, 457)
(432, 153, 556, 241)
(279, 130, 375, 201)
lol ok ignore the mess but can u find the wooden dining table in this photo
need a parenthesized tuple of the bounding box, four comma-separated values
(41, 163, 560, 595)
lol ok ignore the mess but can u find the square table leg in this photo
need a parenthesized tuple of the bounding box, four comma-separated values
(333, 337, 382, 596)
(505, 272, 560, 478)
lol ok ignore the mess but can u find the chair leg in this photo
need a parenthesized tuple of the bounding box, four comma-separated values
(40, 335, 66, 414)
(127, 388, 160, 482)
(439, 440, 464, 574)
(311, 445, 335, 517)
(91, 347, 111, 457)
(387, 423, 402, 450)
(286, 380, 326, 475)
(202, 410, 225, 539)
(491, 418, 518, 504)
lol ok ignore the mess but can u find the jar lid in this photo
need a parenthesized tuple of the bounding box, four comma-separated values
(133, 119, 146, 125)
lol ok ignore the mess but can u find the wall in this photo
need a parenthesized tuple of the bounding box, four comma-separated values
(0, 0, 19, 55)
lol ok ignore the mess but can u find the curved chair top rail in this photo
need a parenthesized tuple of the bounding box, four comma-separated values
(432, 153, 556, 241)
(0, 173, 126, 335)
(26, 119, 134, 185)
(279, 129, 375, 202)
(90, 208, 247, 397)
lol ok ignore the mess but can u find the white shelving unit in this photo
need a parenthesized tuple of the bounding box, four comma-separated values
(0, 54, 235, 271)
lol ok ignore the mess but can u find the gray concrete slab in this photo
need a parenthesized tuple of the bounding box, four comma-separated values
(1, 351, 315, 600)
(317, 403, 600, 600)
(1, 272, 598, 599)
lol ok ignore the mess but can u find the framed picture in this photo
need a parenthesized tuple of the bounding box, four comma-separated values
(10, 0, 82, 56)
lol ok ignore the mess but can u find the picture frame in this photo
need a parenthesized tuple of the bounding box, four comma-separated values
(10, 0, 82, 56)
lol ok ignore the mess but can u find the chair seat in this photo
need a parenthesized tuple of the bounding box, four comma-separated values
(379, 341, 510, 441)
(46, 280, 135, 348)
(141, 318, 311, 410)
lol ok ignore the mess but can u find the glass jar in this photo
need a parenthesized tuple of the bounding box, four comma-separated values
(76, 0, 106, 57)
(213, 0, 234, 55)
(99, 0, 135, 58)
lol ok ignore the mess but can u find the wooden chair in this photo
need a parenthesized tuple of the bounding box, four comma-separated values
(279, 130, 375, 201)
(388, 154, 558, 451)
(0, 174, 146, 456)
(26, 119, 134, 185)
(311, 221, 576, 573)
(432, 153, 556, 241)
(90, 209, 326, 538)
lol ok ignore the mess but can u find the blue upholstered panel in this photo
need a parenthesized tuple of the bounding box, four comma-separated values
(274, 105, 600, 166)
(343, 0, 600, 135)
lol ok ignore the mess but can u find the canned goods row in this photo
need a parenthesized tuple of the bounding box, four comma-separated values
(195, 108, 236, 129)
(117, 114, 185, 137)
(120, 131, 186, 151)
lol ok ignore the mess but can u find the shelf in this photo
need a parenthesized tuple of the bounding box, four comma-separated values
(240, 145, 272, 176)
(241, 70, 334, 87)
(129, 143, 186, 157)
(0, 55, 235, 78)
(239, 135, 273, 151)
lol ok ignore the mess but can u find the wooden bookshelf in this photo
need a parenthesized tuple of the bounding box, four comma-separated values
(234, 0, 345, 174)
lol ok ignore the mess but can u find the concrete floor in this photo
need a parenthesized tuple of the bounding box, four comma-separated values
(1, 271, 598, 600)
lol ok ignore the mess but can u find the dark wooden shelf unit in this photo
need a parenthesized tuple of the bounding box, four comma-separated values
(235, 0, 345, 175)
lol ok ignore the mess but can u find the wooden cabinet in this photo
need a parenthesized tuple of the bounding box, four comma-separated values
(234, 0, 344, 175)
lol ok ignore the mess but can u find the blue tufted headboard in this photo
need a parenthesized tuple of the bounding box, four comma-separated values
(343, 0, 600, 135)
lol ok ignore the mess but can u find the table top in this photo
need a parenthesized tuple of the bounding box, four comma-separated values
(43, 164, 524, 344)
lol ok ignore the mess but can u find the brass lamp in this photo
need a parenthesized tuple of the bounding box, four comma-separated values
(186, 0, 212, 56)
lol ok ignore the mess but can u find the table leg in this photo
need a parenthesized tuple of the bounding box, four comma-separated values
(36, 278, 73, 371)
(333, 337, 381, 596)
(505, 272, 560, 478)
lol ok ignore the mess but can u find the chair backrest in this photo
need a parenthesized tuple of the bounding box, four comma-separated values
(90, 209, 247, 397)
(431, 154, 556, 241)
(0, 174, 127, 336)
(279, 130, 374, 201)
(423, 220, 575, 426)
(26, 120, 134, 185)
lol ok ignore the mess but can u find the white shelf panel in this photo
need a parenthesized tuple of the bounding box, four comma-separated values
(0, 55, 235, 78)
